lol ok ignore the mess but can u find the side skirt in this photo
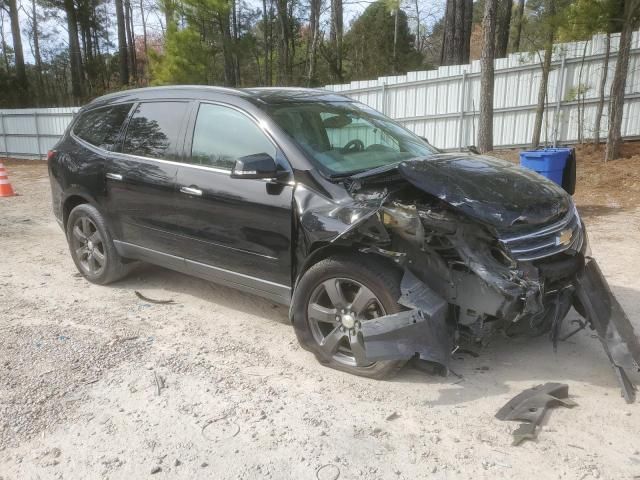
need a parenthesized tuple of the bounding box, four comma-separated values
(114, 240, 292, 306)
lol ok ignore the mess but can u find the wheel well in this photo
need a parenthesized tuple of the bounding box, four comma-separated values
(294, 244, 400, 288)
(63, 195, 89, 229)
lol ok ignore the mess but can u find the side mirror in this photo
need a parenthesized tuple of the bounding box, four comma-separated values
(231, 153, 279, 180)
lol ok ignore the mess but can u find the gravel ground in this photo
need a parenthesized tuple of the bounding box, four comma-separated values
(1, 160, 639, 480)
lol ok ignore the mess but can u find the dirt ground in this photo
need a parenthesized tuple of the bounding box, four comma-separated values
(1, 149, 640, 480)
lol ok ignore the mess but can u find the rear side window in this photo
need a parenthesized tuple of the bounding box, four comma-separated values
(191, 103, 276, 170)
(122, 102, 189, 160)
(73, 104, 132, 150)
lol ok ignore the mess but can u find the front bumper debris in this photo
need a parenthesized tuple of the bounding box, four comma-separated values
(575, 258, 640, 403)
(495, 382, 577, 445)
(360, 269, 453, 370)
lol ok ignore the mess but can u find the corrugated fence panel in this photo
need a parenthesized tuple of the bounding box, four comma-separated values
(324, 30, 640, 150)
(0, 107, 78, 159)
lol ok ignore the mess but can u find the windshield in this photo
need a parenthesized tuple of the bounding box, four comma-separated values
(263, 101, 438, 176)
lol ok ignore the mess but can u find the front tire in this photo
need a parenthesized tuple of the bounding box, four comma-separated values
(66, 203, 130, 285)
(291, 254, 406, 379)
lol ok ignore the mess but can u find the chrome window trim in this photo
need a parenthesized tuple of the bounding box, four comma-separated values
(70, 99, 292, 178)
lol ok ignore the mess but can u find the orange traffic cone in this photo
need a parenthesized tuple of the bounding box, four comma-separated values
(0, 162, 15, 197)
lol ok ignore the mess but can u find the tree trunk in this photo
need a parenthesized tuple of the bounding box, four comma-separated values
(477, 0, 497, 153)
(329, 0, 343, 81)
(124, 0, 136, 83)
(531, 1, 555, 149)
(7, 0, 28, 102)
(393, 7, 399, 73)
(115, 0, 129, 86)
(306, 0, 321, 86)
(64, 0, 84, 101)
(593, 33, 610, 146)
(605, 8, 638, 161)
(163, 0, 174, 31)
(414, 0, 421, 50)
(576, 40, 589, 144)
(441, 0, 470, 66)
(453, 0, 465, 59)
(31, 0, 44, 105)
(231, 0, 240, 85)
(513, 0, 525, 52)
(140, 0, 149, 82)
(495, 0, 513, 58)
(0, 12, 10, 73)
(462, 0, 472, 63)
(218, 10, 237, 87)
(440, 0, 456, 65)
(275, 0, 290, 84)
(262, 0, 271, 85)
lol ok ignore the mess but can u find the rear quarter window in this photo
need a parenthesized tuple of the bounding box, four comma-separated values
(73, 104, 133, 150)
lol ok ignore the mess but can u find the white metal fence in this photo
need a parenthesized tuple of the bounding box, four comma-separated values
(0, 107, 79, 159)
(325, 30, 640, 150)
(1, 30, 639, 159)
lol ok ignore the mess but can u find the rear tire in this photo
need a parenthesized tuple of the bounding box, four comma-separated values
(291, 254, 406, 379)
(66, 203, 130, 285)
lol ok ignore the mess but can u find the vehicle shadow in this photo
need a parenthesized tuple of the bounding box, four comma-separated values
(107, 262, 291, 325)
(107, 264, 640, 405)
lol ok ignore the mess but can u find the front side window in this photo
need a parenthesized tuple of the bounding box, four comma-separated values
(191, 103, 276, 170)
(263, 101, 437, 176)
(122, 102, 189, 160)
(73, 103, 132, 150)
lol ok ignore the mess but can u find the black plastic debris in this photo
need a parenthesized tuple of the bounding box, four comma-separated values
(495, 382, 577, 446)
(574, 258, 640, 403)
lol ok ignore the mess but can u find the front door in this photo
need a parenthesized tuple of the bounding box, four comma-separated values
(105, 100, 190, 255)
(173, 103, 294, 298)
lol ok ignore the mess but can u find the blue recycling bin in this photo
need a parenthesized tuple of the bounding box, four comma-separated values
(519, 148, 572, 186)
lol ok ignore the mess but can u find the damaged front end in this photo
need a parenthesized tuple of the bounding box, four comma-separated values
(293, 154, 640, 402)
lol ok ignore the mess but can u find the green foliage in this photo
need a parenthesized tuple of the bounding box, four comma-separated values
(150, 24, 215, 85)
(565, 82, 592, 101)
(345, 0, 422, 79)
(559, 0, 621, 40)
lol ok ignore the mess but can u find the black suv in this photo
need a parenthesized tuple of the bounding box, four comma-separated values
(49, 87, 639, 396)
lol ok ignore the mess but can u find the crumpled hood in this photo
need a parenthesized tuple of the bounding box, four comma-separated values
(397, 154, 571, 229)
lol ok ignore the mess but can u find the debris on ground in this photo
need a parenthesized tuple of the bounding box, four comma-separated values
(153, 371, 165, 395)
(495, 383, 577, 445)
(135, 291, 176, 304)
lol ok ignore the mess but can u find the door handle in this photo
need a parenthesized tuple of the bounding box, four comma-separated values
(180, 186, 203, 196)
(106, 172, 123, 181)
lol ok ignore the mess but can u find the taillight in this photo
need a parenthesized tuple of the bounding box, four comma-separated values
(47, 150, 56, 162)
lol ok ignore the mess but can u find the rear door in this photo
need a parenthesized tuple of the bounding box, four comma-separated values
(105, 101, 190, 254)
(174, 102, 294, 298)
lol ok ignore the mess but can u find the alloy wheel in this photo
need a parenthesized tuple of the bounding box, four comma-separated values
(307, 278, 386, 367)
(70, 216, 106, 276)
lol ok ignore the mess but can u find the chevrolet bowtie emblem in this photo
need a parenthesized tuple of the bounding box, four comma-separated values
(557, 228, 573, 246)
